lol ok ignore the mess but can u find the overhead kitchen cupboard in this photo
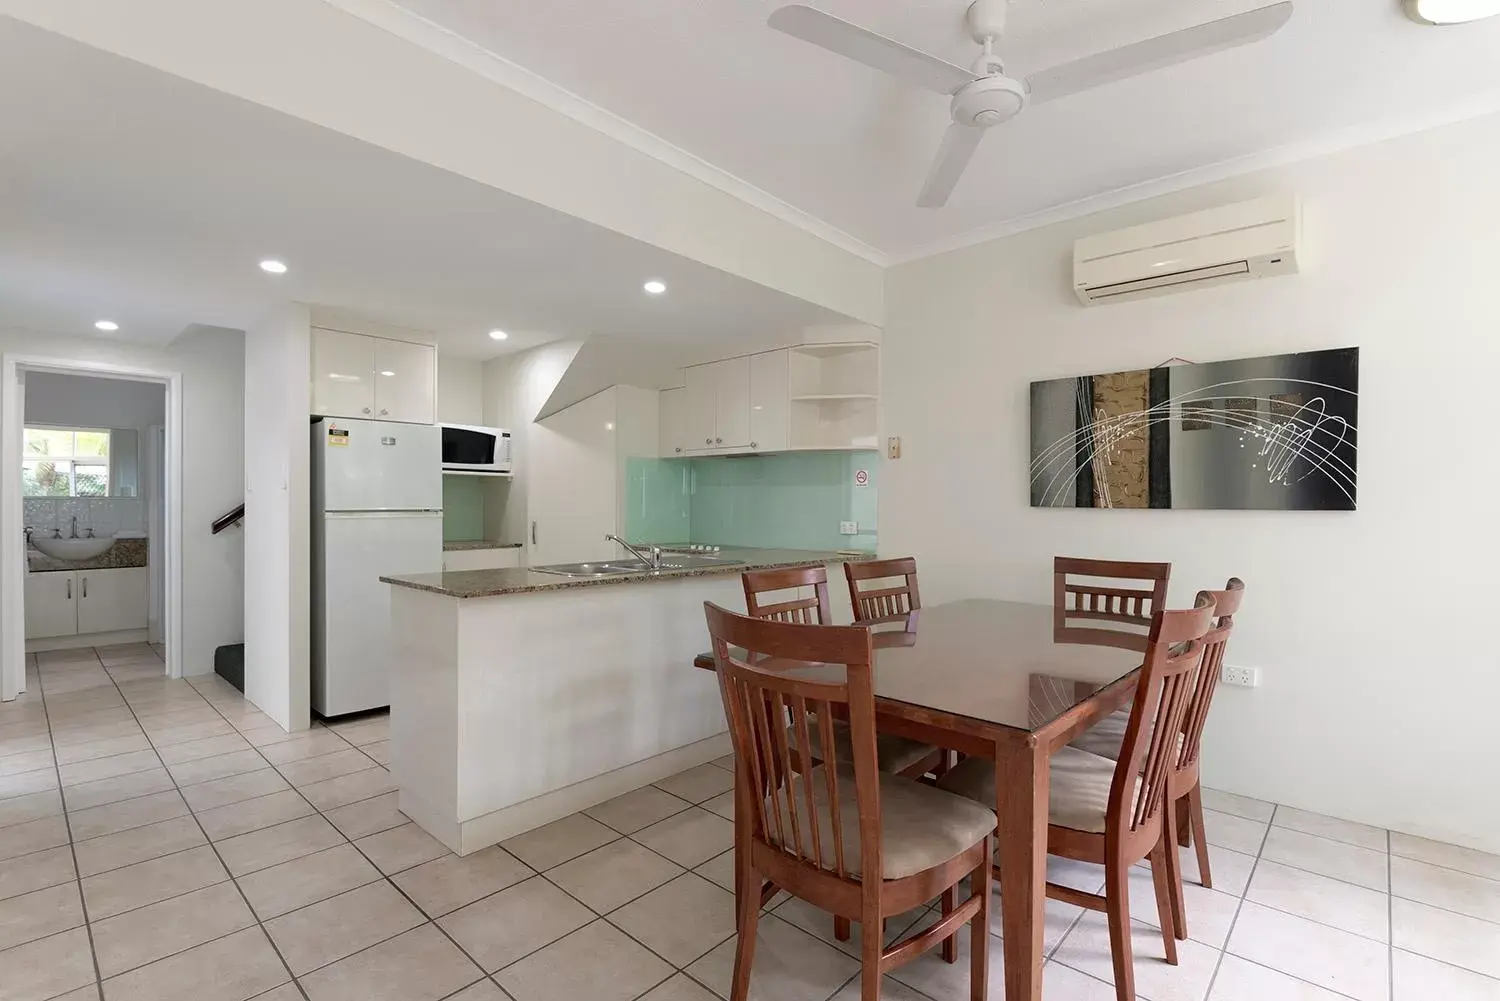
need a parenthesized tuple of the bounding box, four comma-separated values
(310, 326, 437, 425)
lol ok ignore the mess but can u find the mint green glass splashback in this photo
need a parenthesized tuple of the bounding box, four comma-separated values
(442, 476, 485, 541)
(624, 452, 877, 552)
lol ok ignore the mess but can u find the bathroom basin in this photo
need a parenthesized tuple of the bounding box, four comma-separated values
(32, 536, 115, 561)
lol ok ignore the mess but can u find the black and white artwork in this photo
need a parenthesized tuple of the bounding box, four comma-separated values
(1029, 347, 1359, 510)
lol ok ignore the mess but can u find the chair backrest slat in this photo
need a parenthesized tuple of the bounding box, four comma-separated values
(1054, 557, 1171, 652)
(845, 558, 921, 623)
(1109, 594, 1216, 839)
(1178, 578, 1245, 771)
(705, 602, 879, 883)
(743, 566, 832, 624)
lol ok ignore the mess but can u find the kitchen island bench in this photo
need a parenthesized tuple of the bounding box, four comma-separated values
(381, 547, 873, 854)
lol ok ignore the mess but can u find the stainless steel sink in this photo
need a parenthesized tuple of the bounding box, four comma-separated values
(530, 553, 747, 578)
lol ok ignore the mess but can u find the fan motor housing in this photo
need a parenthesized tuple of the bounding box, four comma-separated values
(951, 75, 1027, 127)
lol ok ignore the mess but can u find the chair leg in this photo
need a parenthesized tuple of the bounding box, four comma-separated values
(1104, 858, 1136, 1001)
(1186, 784, 1213, 889)
(834, 916, 851, 941)
(861, 916, 883, 1000)
(971, 838, 992, 1001)
(730, 860, 761, 1001)
(1161, 795, 1188, 941)
(1148, 838, 1180, 966)
(941, 887, 958, 963)
(1176, 790, 1192, 848)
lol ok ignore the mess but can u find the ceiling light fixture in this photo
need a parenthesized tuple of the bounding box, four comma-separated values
(379, 370, 395, 377)
(1403, 0, 1500, 23)
(488, 329, 509, 341)
(643, 280, 667, 295)
(259, 259, 288, 274)
(94, 320, 119, 332)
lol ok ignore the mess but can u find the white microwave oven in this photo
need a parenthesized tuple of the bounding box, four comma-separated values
(441, 424, 513, 475)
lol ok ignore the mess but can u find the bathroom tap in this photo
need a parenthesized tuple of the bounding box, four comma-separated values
(605, 534, 663, 570)
(70, 515, 79, 539)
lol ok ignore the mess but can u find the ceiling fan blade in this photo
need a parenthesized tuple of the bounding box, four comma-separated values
(917, 124, 987, 208)
(1024, 1, 1293, 105)
(768, 5, 979, 95)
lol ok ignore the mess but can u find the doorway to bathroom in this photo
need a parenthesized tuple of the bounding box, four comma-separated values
(1, 356, 184, 699)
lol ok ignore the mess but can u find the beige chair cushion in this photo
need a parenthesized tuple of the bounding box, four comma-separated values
(766, 764, 996, 880)
(787, 720, 936, 775)
(936, 746, 1121, 835)
(1068, 709, 1129, 760)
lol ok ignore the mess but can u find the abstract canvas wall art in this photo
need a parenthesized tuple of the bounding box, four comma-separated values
(1030, 347, 1358, 510)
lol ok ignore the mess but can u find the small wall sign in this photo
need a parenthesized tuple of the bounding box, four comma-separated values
(854, 469, 870, 487)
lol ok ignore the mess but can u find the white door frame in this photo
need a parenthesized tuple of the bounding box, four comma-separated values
(2, 354, 185, 698)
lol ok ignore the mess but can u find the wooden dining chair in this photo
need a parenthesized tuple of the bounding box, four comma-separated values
(939, 595, 1217, 1001)
(1053, 557, 1172, 652)
(705, 602, 997, 1001)
(845, 558, 921, 622)
(741, 567, 937, 781)
(1070, 579, 1245, 940)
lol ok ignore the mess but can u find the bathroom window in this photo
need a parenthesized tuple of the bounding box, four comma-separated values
(21, 426, 110, 497)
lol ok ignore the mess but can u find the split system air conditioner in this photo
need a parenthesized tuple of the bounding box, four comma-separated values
(1073, 195, 1301, 306)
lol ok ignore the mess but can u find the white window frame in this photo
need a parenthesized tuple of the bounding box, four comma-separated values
(21, 423, 112, 498)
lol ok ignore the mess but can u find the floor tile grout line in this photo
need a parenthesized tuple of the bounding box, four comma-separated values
(82, 648, 312, 1000)
(35, 649, 112, 999)
(1201, 801, 1277, 1001)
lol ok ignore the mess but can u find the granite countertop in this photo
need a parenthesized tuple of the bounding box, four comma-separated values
(383, 547, 877, 599)
(442, 540, 524, 552)
(28, 538, 149, 573)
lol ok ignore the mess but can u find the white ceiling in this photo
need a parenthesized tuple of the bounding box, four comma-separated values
(387, 0, 1500, 257)
(0, 16, 846, 357)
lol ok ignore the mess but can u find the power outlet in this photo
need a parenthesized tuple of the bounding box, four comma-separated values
(1221, 664, 1260, 688)
(839, 521, 860, 535)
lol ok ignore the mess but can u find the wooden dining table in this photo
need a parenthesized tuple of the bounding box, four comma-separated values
(693, 597, 1145, 1001)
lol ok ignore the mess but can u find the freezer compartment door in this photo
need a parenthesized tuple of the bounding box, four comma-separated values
(314, 418, 441, 512)
(312, 511, 443, 717)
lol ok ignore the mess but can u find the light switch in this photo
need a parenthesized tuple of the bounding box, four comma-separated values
(887, 436, 902, 460)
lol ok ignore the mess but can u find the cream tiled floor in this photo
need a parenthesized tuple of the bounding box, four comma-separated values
(3, 646, 1499, 1001)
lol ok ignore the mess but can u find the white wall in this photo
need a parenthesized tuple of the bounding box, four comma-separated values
(243, 303, 311, 731)
(436, 354, 483, 426)
(882, 112, 1500, 854)
(0, 325, 244, 677)
(24, 371, 166, 430)
(481, 340, 583, 555)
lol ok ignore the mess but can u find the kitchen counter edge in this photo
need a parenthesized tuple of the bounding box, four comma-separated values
(441, 540, 524, 552)
(382, 549, 877, 599)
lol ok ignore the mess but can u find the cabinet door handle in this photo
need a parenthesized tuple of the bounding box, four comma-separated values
(82, 578, 88, 598)
(66, 579, 72, 600)
(531, 520, 538, 545)
(379, 409, 389, 416)
(715, 437, 722, 444)
(675, 447, 682, 453)
(750, 442, 758, 449)
(705, 438, 712, 445)
(362, 407, 372, 414)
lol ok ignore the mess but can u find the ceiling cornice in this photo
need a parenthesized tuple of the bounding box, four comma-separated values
(891, 91, 1500, 265)
(319, 0, 891, 268)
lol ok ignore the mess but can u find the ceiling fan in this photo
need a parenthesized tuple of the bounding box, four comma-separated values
(768, 1, 1294, 208)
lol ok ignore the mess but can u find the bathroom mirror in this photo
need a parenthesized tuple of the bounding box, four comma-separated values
(108, 429, 140, 498)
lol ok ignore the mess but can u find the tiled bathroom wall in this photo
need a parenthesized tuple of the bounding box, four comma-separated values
(23, 497, 145, 536)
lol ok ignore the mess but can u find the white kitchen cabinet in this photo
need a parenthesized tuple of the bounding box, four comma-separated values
(748, 350, 789, 452)
(311, 327, 376, 419)
(310, 327, 437, 425)
(658, 387, 688, 457)
(373, 337, 436, 424)
(77, 568, 150, 635)
(442, 548, 523, 572)
(684, 356, 752, 453)
(24, 572, 77, 639)
(527, 389, 620, 565)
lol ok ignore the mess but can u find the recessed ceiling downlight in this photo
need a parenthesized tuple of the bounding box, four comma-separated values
(259, 259, 288, 274)
(488, 330, 509, 341)
(643, 280, 667, 295)
(1404, 0, 1500, 23)
(94, 320, 119, 332)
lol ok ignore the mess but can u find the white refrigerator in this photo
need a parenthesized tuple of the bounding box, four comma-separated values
(311, 418, 443, 717)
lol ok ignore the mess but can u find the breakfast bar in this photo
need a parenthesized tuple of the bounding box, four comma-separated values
(381, 547, 870, 854)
